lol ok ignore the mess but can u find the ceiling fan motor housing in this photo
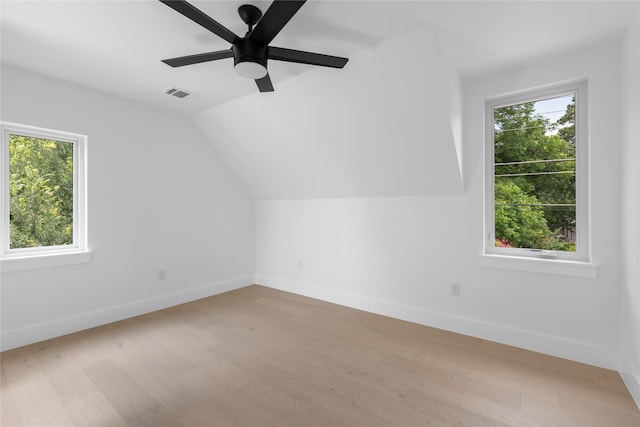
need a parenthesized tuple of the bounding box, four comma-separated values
(232, 38, 268, 77)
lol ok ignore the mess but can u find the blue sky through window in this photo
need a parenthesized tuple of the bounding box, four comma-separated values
(534, 94, 573, 136)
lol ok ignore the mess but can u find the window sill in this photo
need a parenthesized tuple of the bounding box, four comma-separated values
(479, 254, 598, 279)
(0, 250, 93, 273)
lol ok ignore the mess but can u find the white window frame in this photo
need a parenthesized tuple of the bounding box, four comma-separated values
(483, 80, 590, 264)
(0, 122, 90, 271)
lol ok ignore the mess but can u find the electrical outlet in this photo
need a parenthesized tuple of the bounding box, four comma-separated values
(450, 283, 460, 296)
(158, 269, 166, 281)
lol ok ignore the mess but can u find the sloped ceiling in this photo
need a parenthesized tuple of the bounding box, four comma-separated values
(194, 25, 463, 199)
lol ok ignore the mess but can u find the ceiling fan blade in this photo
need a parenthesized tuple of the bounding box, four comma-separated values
(162, 49, 234, 67)
(255, 74, 274, 92)
(159, 0, 239, 44)
(268, 46, 348, 69)
(249, 0, 306, 45)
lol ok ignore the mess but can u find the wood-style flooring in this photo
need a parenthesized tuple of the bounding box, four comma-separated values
(1, 285, 639, 426)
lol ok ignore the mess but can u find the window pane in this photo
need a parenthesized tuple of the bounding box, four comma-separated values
(9, 134, 74, 249)
(493, 94, 576, 251)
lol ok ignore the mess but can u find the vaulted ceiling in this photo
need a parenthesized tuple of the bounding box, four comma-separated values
(1, 1, 637, 199)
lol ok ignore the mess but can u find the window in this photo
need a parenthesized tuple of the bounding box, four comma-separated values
(484, 81, 589, 262)
(1, 122, 88, 265)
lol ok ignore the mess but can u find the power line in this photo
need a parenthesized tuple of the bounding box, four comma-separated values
(495, 158, 574, 166)
(495, 170, 575, 178)
(496, 203, 576, 207)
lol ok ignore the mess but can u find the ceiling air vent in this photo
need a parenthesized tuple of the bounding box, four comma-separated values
(165, 87, 192, 99)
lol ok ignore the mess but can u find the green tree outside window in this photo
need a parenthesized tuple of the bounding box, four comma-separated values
(493, 95, 576, 251)
(8, 134, 74, 248)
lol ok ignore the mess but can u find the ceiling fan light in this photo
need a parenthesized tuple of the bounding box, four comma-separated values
(234, 60, 267, 79)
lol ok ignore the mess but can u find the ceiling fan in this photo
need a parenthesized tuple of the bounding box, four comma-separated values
(159, 0, 349, 92)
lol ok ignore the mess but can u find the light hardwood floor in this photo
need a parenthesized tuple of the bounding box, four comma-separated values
(1, 285, 639, 426)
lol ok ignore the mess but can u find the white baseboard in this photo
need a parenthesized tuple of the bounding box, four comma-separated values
(255, 274, 621, 372)
(620, 352, 640, 410)
(0, 275, 254, 351)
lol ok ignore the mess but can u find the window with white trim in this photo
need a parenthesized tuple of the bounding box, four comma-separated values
(484, 81, 589, 261)
(1, 122, 87, 260)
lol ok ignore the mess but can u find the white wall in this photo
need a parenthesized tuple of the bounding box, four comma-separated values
(620, 4, 640, 406)
(256, 40, 624, 370)
(0, 65, 255, 350)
